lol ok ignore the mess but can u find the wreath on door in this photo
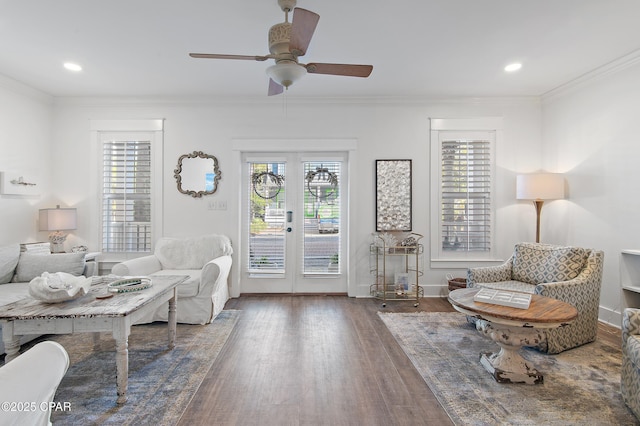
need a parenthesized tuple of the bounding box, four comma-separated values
(304, 166, 338, 200)
(252, 171, 285, 199)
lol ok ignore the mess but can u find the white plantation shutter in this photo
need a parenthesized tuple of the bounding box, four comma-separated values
(101, 140, 152, 253)
(441, 139, 491, 252)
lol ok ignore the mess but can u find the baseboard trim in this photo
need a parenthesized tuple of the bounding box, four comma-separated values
(599, 305, 621, 329)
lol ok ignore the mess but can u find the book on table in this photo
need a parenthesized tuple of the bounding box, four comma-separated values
(473, 288, 532, 309)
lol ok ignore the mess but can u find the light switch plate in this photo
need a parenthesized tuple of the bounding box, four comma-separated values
(208, 200, 228, 210)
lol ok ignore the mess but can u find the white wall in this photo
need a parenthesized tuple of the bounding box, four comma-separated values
(541, 58, 640, 326)
(51, 96, 541, 297)
(0, 76, 53, 245)
(1, 54, 632, 323)
(0, 73, 626, 322)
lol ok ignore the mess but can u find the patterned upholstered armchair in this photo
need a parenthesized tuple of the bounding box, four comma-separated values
(467, 242, 604, 354)
(622, 308, 640, 419)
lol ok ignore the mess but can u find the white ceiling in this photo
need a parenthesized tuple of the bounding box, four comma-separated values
(1, 0, 639, 98)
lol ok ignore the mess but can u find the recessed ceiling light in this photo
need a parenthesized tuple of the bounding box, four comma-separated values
(63, 62, 82, 72)
(504, 63, 522, 72)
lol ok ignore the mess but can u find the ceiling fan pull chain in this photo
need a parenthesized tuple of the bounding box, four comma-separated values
(282, 89, 288, 117)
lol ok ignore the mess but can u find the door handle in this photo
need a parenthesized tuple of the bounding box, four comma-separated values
(287, 211, 293, 223)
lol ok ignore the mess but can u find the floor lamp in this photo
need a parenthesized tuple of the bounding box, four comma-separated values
(516, 173, 564, 243)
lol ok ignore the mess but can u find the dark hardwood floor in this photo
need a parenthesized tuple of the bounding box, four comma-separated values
(178, 295, 621, 426)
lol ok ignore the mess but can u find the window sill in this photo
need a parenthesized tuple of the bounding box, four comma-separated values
(430, 258, 505, 269)
(248, 272, 285, 278)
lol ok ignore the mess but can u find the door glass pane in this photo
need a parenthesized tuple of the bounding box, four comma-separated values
(303, 161, 341, 274)
(248, 162, 286, 273)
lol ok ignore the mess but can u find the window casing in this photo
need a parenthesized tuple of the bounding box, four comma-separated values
(430, 118, 501, 267)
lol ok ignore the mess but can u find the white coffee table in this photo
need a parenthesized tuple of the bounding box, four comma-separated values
(0, 275, 187, 404)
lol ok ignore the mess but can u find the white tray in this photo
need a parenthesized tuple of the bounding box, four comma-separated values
(473, 288, 532, 309)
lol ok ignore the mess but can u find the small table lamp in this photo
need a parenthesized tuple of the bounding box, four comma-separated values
(516, 173, 564, 243)
(39, 205, 77, 253)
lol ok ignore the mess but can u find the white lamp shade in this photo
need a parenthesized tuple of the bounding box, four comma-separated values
(516, 173, 564, 200)
(266, 62, 307, 88)
(39, 207, 77, 231)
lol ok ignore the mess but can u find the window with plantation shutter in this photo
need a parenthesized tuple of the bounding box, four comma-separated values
(441, 139, 491, 253)
(91, 120, 163, 259)
(430, 118, 501, 264)
(101, 140, 152, 253)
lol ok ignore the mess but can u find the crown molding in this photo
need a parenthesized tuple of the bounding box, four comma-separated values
(52, 94, 539, 108)
(542, 49, 640, 103)
(0, 73, 53, 104)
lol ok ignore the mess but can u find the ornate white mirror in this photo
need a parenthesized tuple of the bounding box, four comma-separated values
(174, 151, 221, 197)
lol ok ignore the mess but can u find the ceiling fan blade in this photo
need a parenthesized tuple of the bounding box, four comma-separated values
(305, 63, 373, 77)
(189, 53, 270, 61)
(268, 78, 284, 96)
(289, 8, 320, 57)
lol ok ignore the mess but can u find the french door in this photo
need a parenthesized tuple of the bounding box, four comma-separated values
(240, 152, 347, 294)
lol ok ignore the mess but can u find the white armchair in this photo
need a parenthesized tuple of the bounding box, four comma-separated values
(0, 341, 69, 426)
(111, 234, 233, 325)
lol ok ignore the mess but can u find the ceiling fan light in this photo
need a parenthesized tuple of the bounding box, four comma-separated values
(266, 62, 307, 88)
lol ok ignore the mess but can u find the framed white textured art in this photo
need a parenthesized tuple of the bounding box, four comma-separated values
(375, 159, 412, 232)
(0, 171, 39, 196)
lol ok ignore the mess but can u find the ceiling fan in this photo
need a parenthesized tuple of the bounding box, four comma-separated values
(189, 0, 373, 96)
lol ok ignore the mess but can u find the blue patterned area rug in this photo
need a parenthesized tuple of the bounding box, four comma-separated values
(26, 310, 240, 425)
(379, 311, 638, 426)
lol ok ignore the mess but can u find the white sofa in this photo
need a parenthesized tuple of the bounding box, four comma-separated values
(0, 244, 94, 354)
(111, 234, 233, 325)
